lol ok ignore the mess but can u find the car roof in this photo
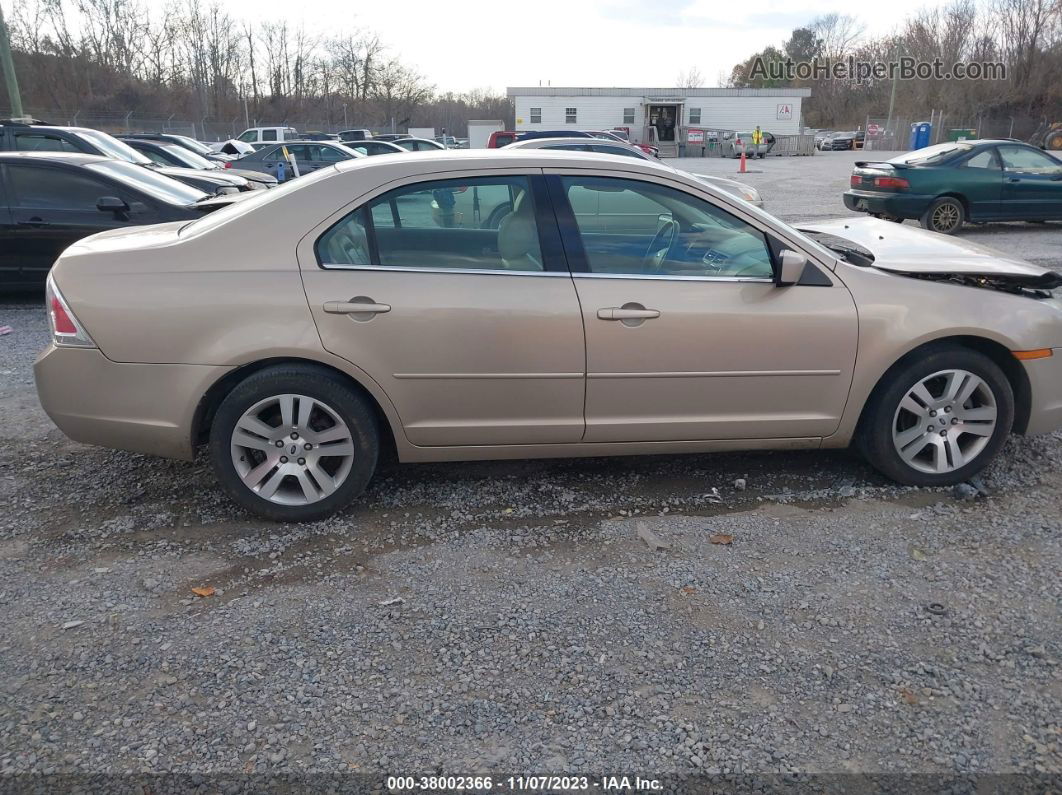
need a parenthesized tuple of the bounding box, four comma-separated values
(333, 147, 675, 175)
(508, 137, 634, 149)
(0, 151, 109, 165)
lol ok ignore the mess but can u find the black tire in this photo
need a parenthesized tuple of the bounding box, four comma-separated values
(919, 196, 965, 234)
(860, 346, 1014, 487)
(209, 364, 379, 522)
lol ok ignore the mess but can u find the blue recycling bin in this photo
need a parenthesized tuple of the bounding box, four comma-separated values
(909, 122, 932, 150)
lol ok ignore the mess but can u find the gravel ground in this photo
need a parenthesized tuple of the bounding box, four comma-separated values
(1, 151, 1060, 788)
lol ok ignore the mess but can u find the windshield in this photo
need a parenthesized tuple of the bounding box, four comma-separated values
(889, 142, 971, 165)
(86, 160, 207, 205)
(78, 129, 154, 165)
(169, 135, 214, 156)
(158, 143, 216, 169)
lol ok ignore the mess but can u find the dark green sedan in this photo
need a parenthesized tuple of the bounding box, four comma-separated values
(843, 140, 1062, 234)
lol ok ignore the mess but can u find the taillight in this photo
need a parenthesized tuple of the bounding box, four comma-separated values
(45, 275, 96, 348)
(873, 176, 909, 189)
(850, 174, 861, 187)
(223, 161, 232, 168)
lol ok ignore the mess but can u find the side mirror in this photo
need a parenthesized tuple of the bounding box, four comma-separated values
(776, 249, 807, 286)
(96, 196, 129, 216)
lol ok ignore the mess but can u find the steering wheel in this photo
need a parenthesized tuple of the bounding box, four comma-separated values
(643, 218, 679, 271)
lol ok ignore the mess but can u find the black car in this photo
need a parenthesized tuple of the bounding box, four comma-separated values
(122, 132, 233, 164)
(0, 152, 240, 289)
(119, 137, 277, 189)
(825, 130, 866, 151)
(516, 130, 596, 142)
(0, 121, 251, 194)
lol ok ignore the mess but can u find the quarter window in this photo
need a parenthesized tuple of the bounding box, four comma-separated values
(317, 176, 545, 273)
(623, 108, 635, 124)
(530, 107, 542, 124)
(565, 107, 577, 124)
(963, 150, 999, 169)
(689, 108, 702, 124)
(559, 176, 774, 279)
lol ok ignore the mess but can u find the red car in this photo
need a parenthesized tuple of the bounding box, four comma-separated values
(487, 131, 519, 148)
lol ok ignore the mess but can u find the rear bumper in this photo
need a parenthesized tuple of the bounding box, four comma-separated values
(1022, 350, 1062, 435)
(34, 345, 233, 460)
(843, 190, 931, 219)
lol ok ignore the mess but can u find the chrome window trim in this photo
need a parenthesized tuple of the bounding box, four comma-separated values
(317, 263, 569, 277)
(572, 272, 775, 283)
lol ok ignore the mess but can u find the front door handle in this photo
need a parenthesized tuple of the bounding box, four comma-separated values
(1008, 177, 1021, 183)
(597, 307, 661, 321)
(18, 217, 50, 228)
(324, 300, 391, 315)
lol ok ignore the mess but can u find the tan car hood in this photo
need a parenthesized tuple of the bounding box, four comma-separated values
(800, 217, 1062, 289)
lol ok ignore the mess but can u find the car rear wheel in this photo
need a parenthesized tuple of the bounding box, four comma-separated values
(209, 365, 379, 522)
(920, 197, 965, 234)
(860, 347, 1013, 486)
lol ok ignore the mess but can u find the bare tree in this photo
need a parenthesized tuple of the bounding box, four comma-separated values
(675, 66, 704, 87)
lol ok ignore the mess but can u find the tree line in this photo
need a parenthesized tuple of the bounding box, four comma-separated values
(727, 2, 1062, 131)
(3, 0, 514, 134)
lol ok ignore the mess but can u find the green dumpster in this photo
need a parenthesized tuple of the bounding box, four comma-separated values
(947, 128, 978, 142)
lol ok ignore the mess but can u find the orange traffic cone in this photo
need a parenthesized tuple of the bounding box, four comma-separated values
(738, 147, 747, 173)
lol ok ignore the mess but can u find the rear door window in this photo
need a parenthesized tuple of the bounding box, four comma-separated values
(7, 164, 112, 210)
(14, 132, 82, 153)
(262, 129, 278, 142)
(317, 176, 546, 272)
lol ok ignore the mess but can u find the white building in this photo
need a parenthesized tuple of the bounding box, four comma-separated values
(507, 86, 811, 155)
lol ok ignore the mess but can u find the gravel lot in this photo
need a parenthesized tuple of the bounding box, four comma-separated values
(1, 150, 1060, 787)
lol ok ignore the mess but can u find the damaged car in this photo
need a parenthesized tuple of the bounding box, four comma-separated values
(34, 150, 1062, 521)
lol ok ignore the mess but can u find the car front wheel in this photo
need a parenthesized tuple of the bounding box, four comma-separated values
(920, 197, 965, 234)
(209, 365, 379, 522)
(860, 347, 1013, 486)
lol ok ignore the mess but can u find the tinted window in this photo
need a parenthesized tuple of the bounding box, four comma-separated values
(318, 176, 543, 272)
(964, 149, 999, 169)
(999, 146, 1062, 173)
(14, 133, 81, 153)
(261, 129, 277, 141)
(316, 145, 350, 162)
(560, 176, 774, 278)
(7, 164, 112, 210)
(591, 144, 644, 158)
(544, 144, 591, 152)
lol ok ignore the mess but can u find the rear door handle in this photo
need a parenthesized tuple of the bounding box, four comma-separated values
(1008, 177, 1021, 183)
(18, 217, 50, 228)
(323, 300, 391, 315)
(597, 307, 661, 320)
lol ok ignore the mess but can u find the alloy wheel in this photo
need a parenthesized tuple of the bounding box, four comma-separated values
(230, 394, 355, 506)
(891, 369, 997, 474)
(931, 202, 961, 233)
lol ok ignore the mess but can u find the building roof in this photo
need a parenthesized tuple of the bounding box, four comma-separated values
(507, 86, 812, 98)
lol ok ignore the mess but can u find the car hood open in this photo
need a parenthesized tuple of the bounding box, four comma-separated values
(799, 217, 1062, 289)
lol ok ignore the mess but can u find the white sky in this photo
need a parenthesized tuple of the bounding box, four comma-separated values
(6, 0, 949, 93)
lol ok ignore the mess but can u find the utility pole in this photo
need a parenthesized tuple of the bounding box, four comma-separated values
(0, 2, 26, 119)
(884, 42, 899, 149)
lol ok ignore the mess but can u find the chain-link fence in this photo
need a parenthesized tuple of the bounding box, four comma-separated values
(860, 113, 1047, 152)
(18, 108, 367, 142)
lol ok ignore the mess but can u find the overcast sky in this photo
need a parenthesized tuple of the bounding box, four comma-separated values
(225, 0, 941, 92)
(7, 0, 949, 93)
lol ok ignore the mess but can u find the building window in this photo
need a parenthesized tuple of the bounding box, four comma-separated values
(689, 107, 702, 124)
(530, 107, 542, 124)
(623, 107, 635, 124)
(565, 107, 577, 124)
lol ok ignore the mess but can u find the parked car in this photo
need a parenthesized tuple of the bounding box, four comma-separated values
(0, 120, 251, 194)
(587, 130, 659, 157)
(0, 152, 243, 289)
(843, 139, 1062, 234)
(119, 137, 278, 189)
(124, 132, 234, 164)
(394, 137, 447, 152)
(300, 131, 339, 141)
(486, 131, 520, 148)
(233, 127, 301, 146)
(36, 149, 1062, 521)
(338, 129, 374, 142)
(720, 131, 776, 158)
(340, 140, 407, 156)
(505, 137, 763, 207)
(824, 130, 865, 151)
(232, 141, 365, 180)
(372, 134, 407, 142)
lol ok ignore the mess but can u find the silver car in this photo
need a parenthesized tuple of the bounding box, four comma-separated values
(233, 141, 365, 180)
